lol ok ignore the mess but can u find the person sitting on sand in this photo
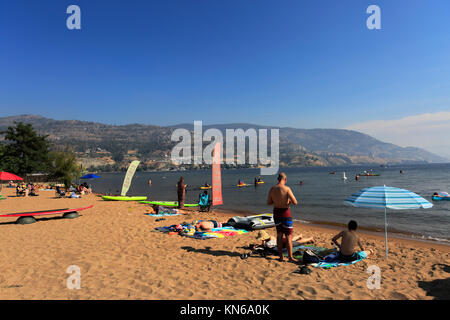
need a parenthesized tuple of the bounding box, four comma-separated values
(70, 191, 81, 198)
(195, 220, 230, 232)
(331, 220, 372, 262)
(16, 185, 24, 196)
(29, 184, 38, 196)
(255, 230, 314, 249)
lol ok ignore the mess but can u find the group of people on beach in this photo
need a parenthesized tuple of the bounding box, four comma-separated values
(15, 182, 40, 197)
(267, 172, 371, 263)
(185, 172, 372, 263)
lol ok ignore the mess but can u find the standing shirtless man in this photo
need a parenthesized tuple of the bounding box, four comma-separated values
(267, 172, 298, 262)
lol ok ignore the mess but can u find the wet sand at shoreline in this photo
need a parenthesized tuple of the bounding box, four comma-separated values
(0, 188, 448, 300)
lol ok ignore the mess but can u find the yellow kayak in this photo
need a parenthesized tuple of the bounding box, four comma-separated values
(200, 186, 212, 190)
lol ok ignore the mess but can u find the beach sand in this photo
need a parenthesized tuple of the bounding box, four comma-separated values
(0, 187, 448, 300)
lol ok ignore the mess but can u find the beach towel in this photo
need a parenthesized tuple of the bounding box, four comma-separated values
(312, 250, 368, 269)
(155, 223, 248, 240)
(147, 213, 181, 217)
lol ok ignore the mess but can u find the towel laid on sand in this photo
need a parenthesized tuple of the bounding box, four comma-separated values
(147, 213, 182, 217)
(155, 223, 248, 239)
(267, 245, 367, 268)
(312, 250, 368, 269)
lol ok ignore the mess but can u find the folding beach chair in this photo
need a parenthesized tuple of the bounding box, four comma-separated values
(55, 186, 66, 198)
(198, 192, 212, 212)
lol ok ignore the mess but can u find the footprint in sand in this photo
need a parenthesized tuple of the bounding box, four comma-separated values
(302, 286, 317, 295)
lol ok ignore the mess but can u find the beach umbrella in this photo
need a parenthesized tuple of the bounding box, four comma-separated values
(80, 173, 101, 179)
(344, 185, 432, 259)
(0, 172, 23, 181)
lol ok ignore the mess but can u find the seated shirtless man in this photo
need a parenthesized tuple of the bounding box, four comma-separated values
(332, 220, 372, 262)
(267, 172, 298, 263)
(195, 220, 230, 232)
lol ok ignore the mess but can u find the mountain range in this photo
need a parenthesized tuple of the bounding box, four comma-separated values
(0, 115, 447, 171)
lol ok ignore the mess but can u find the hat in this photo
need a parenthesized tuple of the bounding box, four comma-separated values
(256, 230, 271, 241)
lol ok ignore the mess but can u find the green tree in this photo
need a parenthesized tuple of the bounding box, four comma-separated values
(0, 122, 50, 175)
(48, 149, 82, 188)
(0, 143, 5, 171)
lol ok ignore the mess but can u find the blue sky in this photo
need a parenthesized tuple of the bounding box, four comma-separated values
(1, 0, 450, 155)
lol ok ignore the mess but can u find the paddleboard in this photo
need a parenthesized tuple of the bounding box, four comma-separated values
(256, 181, 264, 184)
(102, 196, 147, 201)
(140, 201, 199, 207)
(200, 186, 212, 190)
(237, 184, 248, 187)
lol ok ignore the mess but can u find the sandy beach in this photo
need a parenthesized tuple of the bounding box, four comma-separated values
(0, 187, 448, 300)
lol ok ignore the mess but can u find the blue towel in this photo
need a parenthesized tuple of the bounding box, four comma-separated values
(313, 251, 368, 269)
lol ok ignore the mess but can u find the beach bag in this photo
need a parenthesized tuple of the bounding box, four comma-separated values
(302, 249, 320, 265)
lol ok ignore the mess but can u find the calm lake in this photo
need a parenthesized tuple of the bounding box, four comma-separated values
(88, 163, 450, 243)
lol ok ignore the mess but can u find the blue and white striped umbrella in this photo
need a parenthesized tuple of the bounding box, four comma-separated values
(344, 185, 433, 210)
(344, 185, 432, 259)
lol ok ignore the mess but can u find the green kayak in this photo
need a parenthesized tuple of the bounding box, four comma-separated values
(102, 196, 147, 201)
(139, 201, 199, 207)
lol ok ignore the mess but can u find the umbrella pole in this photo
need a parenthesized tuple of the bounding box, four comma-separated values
(384, 208, 388, 260)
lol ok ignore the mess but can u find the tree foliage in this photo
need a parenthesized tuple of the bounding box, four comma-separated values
(0, 122, 50, 175)
(0, 122, 81, 187)
(47, 149, 82, 188)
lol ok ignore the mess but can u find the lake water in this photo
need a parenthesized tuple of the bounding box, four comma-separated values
(87, 163, 450, 243)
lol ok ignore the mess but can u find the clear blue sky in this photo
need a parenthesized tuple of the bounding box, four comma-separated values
(1, 0, 450, 129)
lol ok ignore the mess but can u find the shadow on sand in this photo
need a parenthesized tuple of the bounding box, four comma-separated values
(418, 264, 450, 300)
(181, 246, 242, 258)
(0, 214, 83, 226)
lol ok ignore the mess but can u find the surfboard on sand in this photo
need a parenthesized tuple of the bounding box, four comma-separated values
(0, 205, 94, 224)
(102, 196, 147, 201)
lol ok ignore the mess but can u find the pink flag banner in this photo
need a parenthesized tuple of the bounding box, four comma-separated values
(212, 143, 223, 206)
